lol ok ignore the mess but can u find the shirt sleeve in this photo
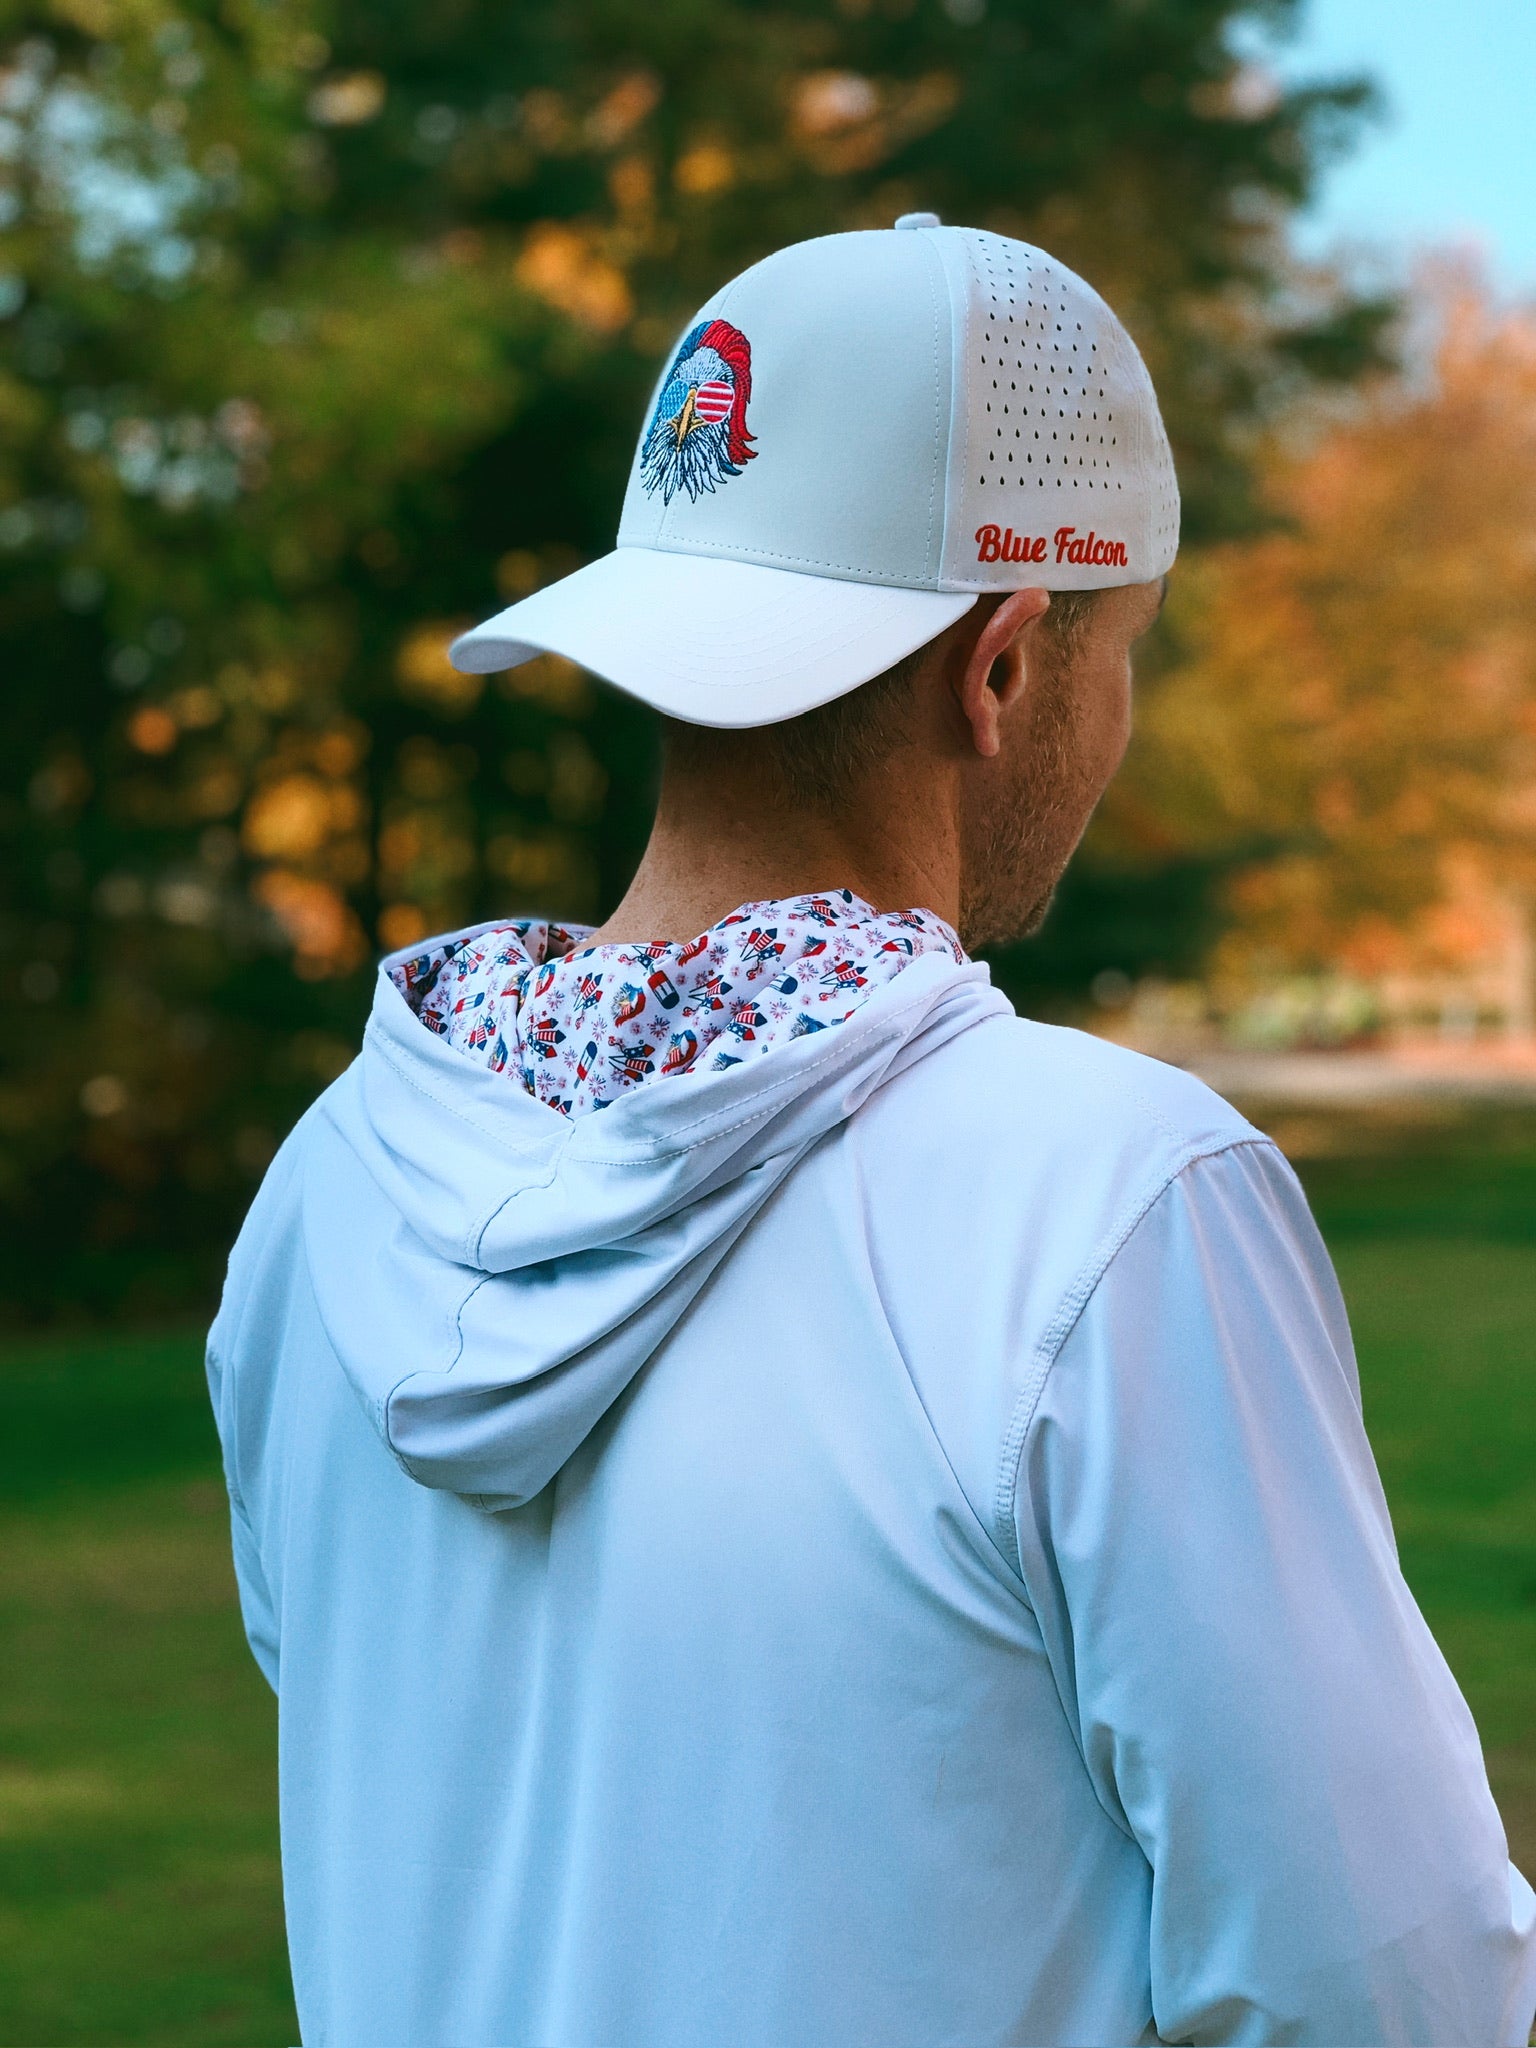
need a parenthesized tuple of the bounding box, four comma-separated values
(1010, 1137, 1536, 2047)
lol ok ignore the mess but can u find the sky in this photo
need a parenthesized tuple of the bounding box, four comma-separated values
(1260, 0, 1536, 297)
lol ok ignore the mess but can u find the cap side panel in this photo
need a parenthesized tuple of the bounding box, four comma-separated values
(618, 230, 949, 589)
(614, 533, 944, 586)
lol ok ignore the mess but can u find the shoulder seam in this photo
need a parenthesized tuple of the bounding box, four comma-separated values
(991, 1131, 1276, 1573)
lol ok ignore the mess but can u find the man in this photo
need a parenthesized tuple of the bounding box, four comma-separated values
(209, 217, 1536, 2046)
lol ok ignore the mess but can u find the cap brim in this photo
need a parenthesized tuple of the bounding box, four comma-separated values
(448, 547, 975, 729)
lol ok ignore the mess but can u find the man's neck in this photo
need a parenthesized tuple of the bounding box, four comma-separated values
(584, 759, 962, 948)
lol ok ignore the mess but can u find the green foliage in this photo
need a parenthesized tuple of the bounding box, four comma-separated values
(988, 849, 1230, 1014)
(0, 0, 1383, 1321)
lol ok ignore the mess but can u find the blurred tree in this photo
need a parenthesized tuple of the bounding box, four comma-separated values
(1113, 277, 1536, 1022)
(0, 0, 1382, 1320)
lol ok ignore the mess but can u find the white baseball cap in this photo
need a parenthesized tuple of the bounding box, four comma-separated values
(450, 214, 1179, 728)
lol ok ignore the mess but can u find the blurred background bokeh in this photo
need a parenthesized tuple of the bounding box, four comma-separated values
(1, 2, 1532, 2040)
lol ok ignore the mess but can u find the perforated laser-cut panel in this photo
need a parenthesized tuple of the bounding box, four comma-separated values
(941, 229, 1180, 589)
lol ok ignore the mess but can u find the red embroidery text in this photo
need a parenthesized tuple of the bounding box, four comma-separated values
(974, 524, 1128, 569)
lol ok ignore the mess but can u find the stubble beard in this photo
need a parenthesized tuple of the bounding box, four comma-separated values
(956, 652, 1097, 954)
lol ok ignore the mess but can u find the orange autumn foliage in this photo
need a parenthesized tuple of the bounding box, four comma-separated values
(1119, 282, 1536, 985)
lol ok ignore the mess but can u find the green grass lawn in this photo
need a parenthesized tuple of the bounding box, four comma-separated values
(0, 1135, 1532, 2043)
(1301, 1134, 1536, 1884)
(0, 1335, 297, 2046)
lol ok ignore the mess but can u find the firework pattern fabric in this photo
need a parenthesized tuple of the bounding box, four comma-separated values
(390, 890, 966, 1120)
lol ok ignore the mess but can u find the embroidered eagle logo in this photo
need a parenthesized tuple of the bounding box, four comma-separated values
(640, 318, 757, 504)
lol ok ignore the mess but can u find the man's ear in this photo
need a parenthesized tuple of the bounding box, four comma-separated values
(953, 587, 1053, 759)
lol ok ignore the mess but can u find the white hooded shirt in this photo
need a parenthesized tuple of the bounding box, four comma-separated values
(207, 905, 1536, 2047)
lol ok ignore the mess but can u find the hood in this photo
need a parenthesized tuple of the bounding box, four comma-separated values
(303, 934, 1010, 1510)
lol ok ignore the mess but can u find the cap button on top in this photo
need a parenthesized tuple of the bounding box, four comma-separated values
(893, 211, 941, 230)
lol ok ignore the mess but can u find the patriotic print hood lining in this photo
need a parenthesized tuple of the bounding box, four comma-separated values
(388, 890, 966, 1120)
